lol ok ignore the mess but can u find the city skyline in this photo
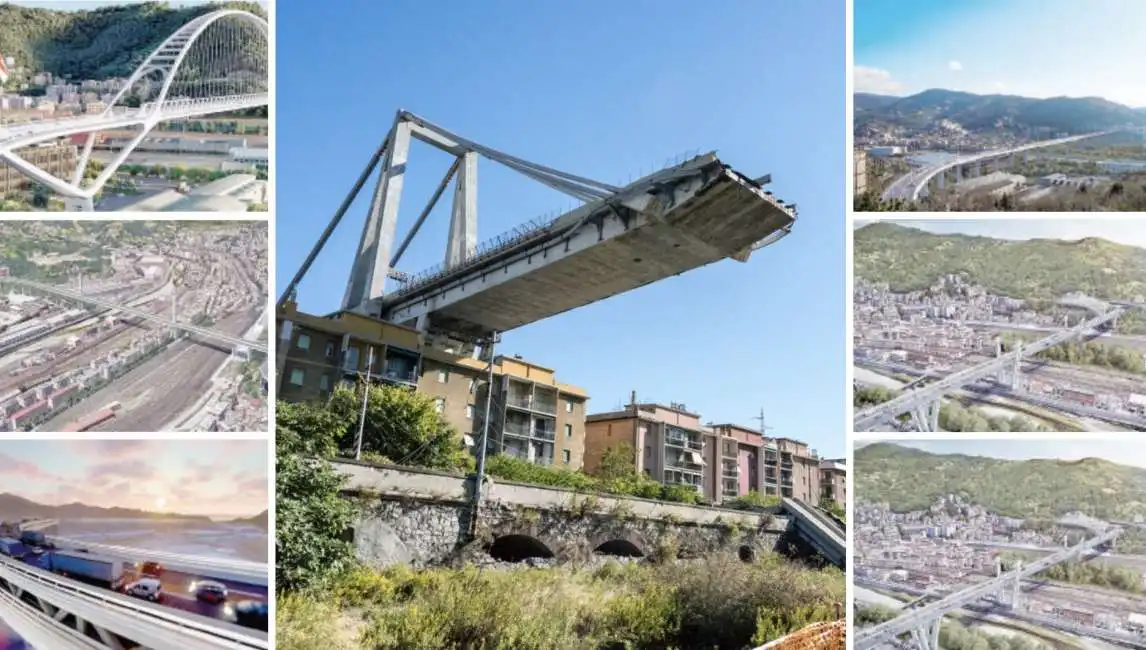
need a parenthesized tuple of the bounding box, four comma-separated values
(854, 219, 1146, 249)
(0, 440, 267, 518)
(275, 0, 846, 456)
(855, 0, 1146, 107)
(857, 439, 1146, 470)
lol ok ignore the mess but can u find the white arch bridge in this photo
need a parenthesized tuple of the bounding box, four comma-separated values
(0, 9, 268, 210)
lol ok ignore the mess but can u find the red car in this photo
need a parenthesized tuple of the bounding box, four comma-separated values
(140, 561, 164, 578)
(193, 580, 228, 604)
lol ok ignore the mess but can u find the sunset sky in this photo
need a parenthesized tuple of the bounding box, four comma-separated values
(0, 440, 267, 518)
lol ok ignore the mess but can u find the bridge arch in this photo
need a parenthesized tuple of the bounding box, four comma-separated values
(593, 539, 645, 558)
(0, 9, 269, 202)
(488, 534, 555, 563)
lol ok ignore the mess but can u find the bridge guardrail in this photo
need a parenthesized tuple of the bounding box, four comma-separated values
(0, 556, 267, 649)
(48, 536, 269, 586)
(781, 498, 845, 567)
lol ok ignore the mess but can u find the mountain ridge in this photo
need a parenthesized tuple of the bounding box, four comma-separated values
(855, 88, 1146, 136)
(0, 492, 219, 523)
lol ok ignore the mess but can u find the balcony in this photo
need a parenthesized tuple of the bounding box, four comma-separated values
(722, 463, 739, 479)
(532, 426, 556, 441)
(504, 418, 532, 439)
(505, 392, 533, 411)
(781, 477, 794, 487)
(666, 436, 704, 452)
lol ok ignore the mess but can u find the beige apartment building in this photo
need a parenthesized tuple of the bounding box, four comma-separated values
(820, 458, 846, 506)
(276, 301, 589, 469)
(584, 400, 845, 508)
(0, 143, 76, 197)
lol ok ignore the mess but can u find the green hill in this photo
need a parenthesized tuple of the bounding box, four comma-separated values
(0, 1, 265, 82)
(854, 89, 1146, 136)
(853, 222, 1146, 301)
(855, 442, 1146, 521)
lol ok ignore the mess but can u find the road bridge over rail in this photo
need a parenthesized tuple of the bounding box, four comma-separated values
(854, 307, 1124, 432)
(0, 276, 267, 354)
(780, 498, 845, 567)
(854, 528, 1122, 650)
(0, 556, 267, 649)
(0, 9, 268, 210)
(279, 110, 797, 345)
(881, 131, 1112, 202)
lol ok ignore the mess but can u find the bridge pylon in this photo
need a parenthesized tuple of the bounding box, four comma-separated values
(910, 620, 942, 650)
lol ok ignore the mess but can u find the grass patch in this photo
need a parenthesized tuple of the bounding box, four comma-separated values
(278, 554, 843, 650)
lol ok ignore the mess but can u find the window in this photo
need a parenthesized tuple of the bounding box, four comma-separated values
(562, 449, 571, 464)
(289, 368, 305, 386)
(564, 424, 572, 438)
(324, 341, 335, 358)
(319, 374, 330, 391)
(468, 378, 476, 393)
(296, 334, 310, 350)
(437, 369, 448, 383)
(434, 398, 445, 414)
(565, 399, 573, 413)
(466, 405, 474, 419)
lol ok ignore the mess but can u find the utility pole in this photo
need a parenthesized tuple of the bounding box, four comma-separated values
(354, 346, 375, 460)
(752, 408, 774, 436)
(468, 332, 500, 538)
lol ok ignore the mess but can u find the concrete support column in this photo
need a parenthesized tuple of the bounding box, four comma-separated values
(937, 170, 946, 190)
(445, 151, 478, 268)
(1011, 341, 1023, 391)
(343, 118, 413, 311)
(1011, 569, 1022, 610)
(955, 164, 962, 182)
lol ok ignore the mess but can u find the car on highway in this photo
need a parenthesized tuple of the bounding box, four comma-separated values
(229, 600, 268, 631)
(125, 577, 162, 602)
(192, 580, 228, 604)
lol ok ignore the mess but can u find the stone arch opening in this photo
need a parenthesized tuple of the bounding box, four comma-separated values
(738, 545, 755, 563)
(489, 534, 555, 563)
(593, 539, 645, 558)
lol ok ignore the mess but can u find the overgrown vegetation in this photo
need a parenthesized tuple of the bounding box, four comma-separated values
(485, 444, 700, 505)
(1001, 335, 1146, 376)
(999, 553, 1144, 593)
(854, 222, 1146, 301)
(855, 442, 1146, 521)
(279, 556, 843, 650)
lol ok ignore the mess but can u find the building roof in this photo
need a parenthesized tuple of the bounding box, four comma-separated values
(116, 189, 184, 212)
(166, 194, 247, 212)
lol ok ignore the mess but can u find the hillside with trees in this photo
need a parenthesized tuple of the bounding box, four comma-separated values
(855, 89, 1146, 137)
(854, 443, 1146, 521)
(853, 222, 1146, 301)
(0, 1, 265, 82)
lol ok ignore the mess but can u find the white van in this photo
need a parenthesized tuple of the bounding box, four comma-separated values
(125, 577, 162, 602)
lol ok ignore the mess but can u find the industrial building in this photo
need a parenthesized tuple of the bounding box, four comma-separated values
(115, 173, 267, 212)
(583, 400, 841, 507)
(276, 301, 589, 468)
(0, 143, 76, 197)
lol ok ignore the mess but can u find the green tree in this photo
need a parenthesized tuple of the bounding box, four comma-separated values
(595, 443, 639, 481)
(326, 383, 472, 472)
(275, 401, 358, 592)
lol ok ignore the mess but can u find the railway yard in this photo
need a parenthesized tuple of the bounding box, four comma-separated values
(0, 221, 268, 433)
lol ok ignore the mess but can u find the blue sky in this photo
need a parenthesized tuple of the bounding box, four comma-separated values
(855, 0, 1146, 106)
(0, 441, 267, 517)
(856, 219, 1146, 249)
(858, 439, 1146, 469)
(277, 1, 846, 456)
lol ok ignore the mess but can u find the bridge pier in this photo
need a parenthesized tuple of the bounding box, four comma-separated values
(1011, 341, 1023, 391)
(909, 621, 942, 650)
(446, 150, 478, 268)
(936, 170, 946, 190)
(911, 400, 941, 432)
(954, 164, 962, 182)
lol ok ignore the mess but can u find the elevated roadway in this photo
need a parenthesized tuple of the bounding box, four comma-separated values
(854, 528, 1122, 650)
(0, 555, 267, 649)
(0, 277, 267, 354)
(881, 131, 1110, 202)
(854, 308, 1124, 431)
(781, 498, 845, 568)
(48, 537, 268, 587)
(282, 111, 796, 343)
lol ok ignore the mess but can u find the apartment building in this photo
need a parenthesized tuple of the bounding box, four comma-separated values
(0, 143, 76, 197)
(276, 301, 589, 468)
(708, 423, 776, 501)
(820, 458, 846, 506)
(777, 437, 822, 504)
(584, 401, 717, 500)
